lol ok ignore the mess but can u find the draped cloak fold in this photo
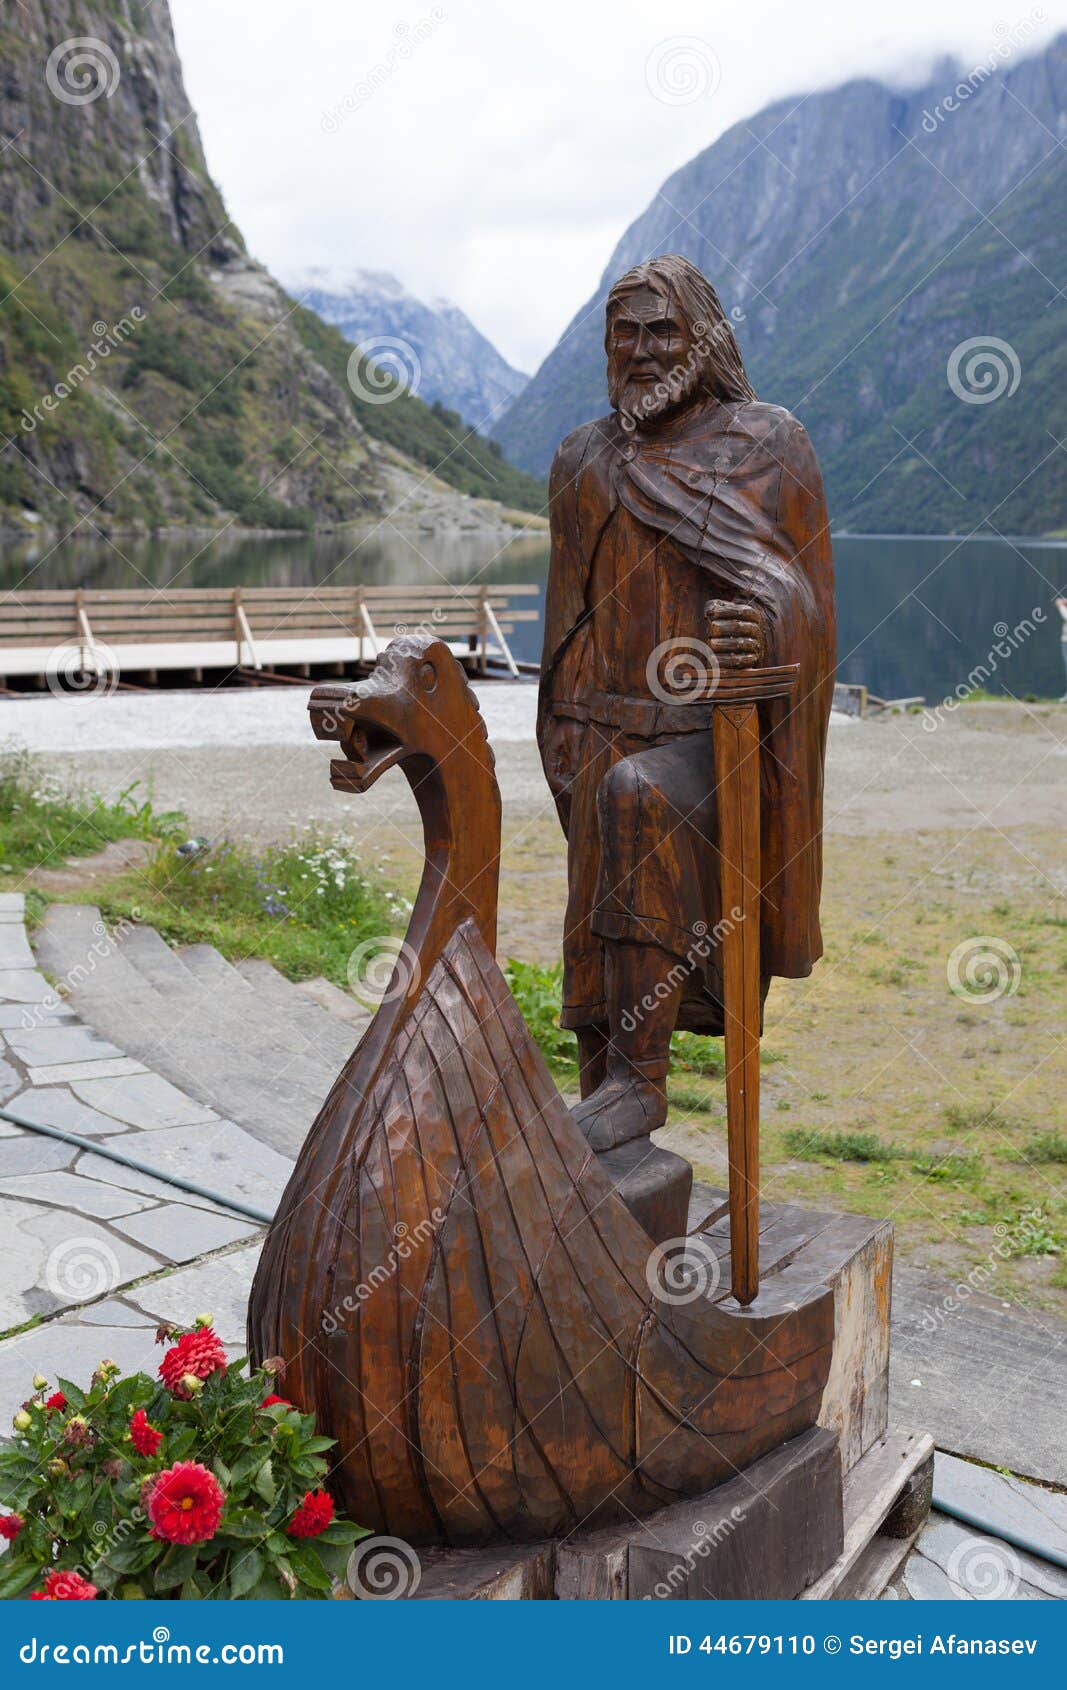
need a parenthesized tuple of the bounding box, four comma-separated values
(537, 400, 836, 985)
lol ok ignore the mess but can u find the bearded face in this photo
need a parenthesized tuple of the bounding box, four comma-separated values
(606, 283, 706, 430)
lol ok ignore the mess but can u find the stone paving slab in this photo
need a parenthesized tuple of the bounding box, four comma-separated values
(0, 1196, 161, 1330)
(894, 1511, 1067, 1601)
(934, 1450, 1067, 1564)
(5, 1024, 126, 1067)
(71, 1070, 220, 1130)
(93, 1122, 290, 1215)
(4, 1084, 138, 1137)
(0, 1242, 261, 1425)
(112, 1201, 259, 1259)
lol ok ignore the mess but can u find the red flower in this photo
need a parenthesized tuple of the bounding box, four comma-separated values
(158, 1327, 227, 1398)
(148, 1461, 225, 1545)
(30, 1569, 97, 1600)
(129, 1408, 163, 1456)
(0, 1513, 23, 1541)
(45, 1391, 67, 1412)
(287, 1489, 334, 1538)
(260, 1394, 290, 1409)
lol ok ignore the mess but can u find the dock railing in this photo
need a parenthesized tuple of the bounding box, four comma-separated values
(0, 584, 541, 685)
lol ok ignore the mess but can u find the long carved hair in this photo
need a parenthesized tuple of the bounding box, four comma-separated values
(605, 253, 756, 408)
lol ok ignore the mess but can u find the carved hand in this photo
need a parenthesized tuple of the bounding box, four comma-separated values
(704, 599, 765, 670)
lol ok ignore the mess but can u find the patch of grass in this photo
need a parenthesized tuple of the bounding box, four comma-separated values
(783, 1127, 898, 1163)
(910, 1150, 984, 1183)
(503, 958, 578, 1076)
(0, 753, 184, 874)
(1022, 1132, 1067, 1164)
(944, 1103, 1026, 1135)
(91, 835, 406, 988)
(668, 1083, 713, 1114)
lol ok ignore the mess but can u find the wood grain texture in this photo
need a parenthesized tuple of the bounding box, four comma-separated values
(248, 636, 835, 1546)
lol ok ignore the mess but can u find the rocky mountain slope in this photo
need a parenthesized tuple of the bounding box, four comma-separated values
(0, 1, 543, 533)
(287, 267, 528, 437)
(497, 35, 1067, 535)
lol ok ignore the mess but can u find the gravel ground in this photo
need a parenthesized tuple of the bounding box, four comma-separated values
(3, 691, 1062, 846)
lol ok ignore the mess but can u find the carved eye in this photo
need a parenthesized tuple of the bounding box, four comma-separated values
(417, 660, 437, 693)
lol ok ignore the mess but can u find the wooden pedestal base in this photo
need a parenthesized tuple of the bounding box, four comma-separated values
(597, 1139, 693, 1243)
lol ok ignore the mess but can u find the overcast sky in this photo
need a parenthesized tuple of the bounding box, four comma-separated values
(169, 0, 1065, 373)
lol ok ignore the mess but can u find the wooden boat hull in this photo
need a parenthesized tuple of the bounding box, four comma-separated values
(249, 917, 834, 1546)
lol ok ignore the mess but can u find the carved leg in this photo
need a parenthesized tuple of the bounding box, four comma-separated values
(570, 941, 682, 1152)
(576, 1023, 610, 1099)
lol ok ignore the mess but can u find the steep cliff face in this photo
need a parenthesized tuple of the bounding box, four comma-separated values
(0, 1, 543, 531)
(287, 268, 528, 437)
(497, 35, 1067, 534)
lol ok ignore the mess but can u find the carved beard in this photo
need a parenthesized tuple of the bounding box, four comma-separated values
(612, 353, 705, 433)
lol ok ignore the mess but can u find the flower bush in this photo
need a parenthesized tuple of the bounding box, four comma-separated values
(0, 1321, 367, 1600)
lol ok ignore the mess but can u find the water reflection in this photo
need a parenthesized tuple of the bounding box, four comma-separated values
(1, 526, 1064, 701)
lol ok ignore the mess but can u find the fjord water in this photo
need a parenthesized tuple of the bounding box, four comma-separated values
(2, 530, 1064, 704)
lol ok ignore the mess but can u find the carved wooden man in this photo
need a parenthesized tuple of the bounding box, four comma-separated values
(538, 254, 835, 1153)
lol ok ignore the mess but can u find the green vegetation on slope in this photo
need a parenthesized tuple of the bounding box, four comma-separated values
(290, 304, 546, 513)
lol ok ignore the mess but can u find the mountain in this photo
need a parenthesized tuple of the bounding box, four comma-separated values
(0, 1, 544, 533)
(497, 36, 1067, 535)
(286, 267, 528, 437)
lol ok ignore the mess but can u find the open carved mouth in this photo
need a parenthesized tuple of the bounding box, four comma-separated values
(333, 720, 405, 792)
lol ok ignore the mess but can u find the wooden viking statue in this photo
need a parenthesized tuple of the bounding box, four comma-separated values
(538, 253, 835, 1154)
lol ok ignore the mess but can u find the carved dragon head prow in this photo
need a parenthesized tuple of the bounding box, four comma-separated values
(309, 634, 502, 956)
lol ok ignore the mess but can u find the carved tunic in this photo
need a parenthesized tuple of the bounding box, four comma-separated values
(538, 400, 836, 1035)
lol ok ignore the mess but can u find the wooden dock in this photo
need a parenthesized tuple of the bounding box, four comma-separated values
(0, 583, 541, 692)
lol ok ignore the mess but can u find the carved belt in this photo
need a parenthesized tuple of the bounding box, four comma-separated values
(554, 691, 715, 737)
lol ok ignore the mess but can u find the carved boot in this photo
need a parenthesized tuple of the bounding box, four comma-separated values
(570, 941, 682, 1152)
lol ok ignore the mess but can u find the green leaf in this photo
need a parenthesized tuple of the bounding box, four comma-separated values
(300, 1437, 336, 1455)
(318, 1521, 370, 1545)
(253, 1460, 276, 1507)
(285, 1542, 334, 1593)
(0, 1559, 42, 1600)
(229, 1548, 264, 1599)
(214, 1458, 232, 1489)
(55, 1378, 86, 1409)
(154, 1544, 199, 1590)
(179, 1576, 203, 1600)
